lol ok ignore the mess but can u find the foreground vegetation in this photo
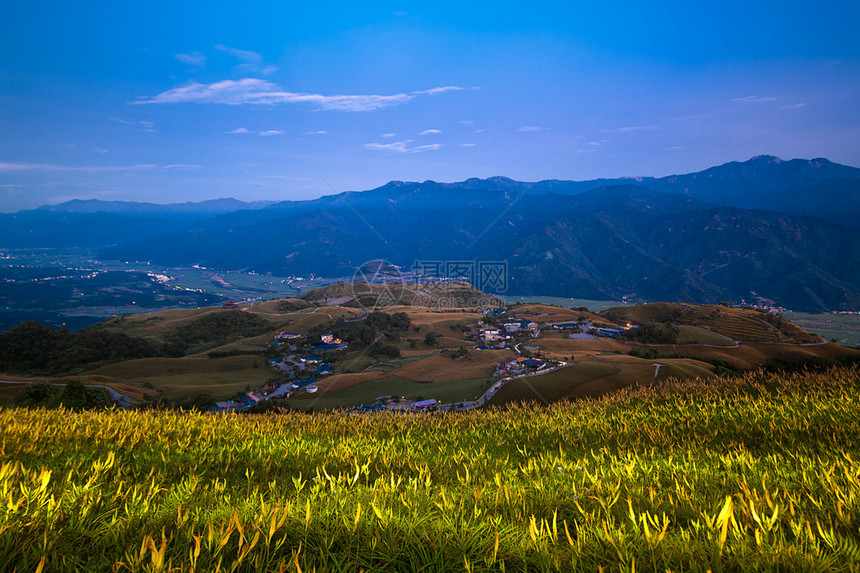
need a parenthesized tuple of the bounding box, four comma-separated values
(1, 366, 859, 571)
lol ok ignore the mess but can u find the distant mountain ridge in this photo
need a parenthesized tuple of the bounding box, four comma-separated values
(37, 198, 276, 215)
(309, 155, 859, 229)
(99, 180, 860, 312)
(4, 155, 860, 312)
(0, 198, 276, 248)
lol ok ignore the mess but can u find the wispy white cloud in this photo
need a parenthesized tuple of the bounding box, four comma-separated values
(226, 127, 283, 136)
(419, 129, 442, 135)
(382, 133, 396, 138)
(163, 164, 199, 169)
(257, 175, 312, 181)
(175, 51, 207, 67)
(731, 95, 776, 103)
(94, 146, 109, 154)
(780, 102, 807, 110)
(599, 125, 657, 134)
(364, 140, 441, 153)
(411, 86, 463, 95)
(517, 126, 544, 132)
(460, 120, 474, 125)
(0, 162, 157, 173)
(135, 78, 460, 111)
(303, 130, 327, 135)
(215, 44, 278, 74)
(460, 143, 476, 147)
(215, 44, 261, 63)
(110, 117, 157, 132)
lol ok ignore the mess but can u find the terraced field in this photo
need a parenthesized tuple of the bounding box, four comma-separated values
(602, 303, 821, 343)
(489, 359, 715, 405)
(506, 303, 608, 325)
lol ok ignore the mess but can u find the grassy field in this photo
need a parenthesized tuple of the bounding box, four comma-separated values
(602, 303, 821, 343)
(674, 324, 737, 346)
(2, 367, 859, 571)
(501, 295, 625, 311)
(786, 311, 860, 349)
(0, 382, 28, 403)
(669, 341, 860, 371)
(386, 351, 508, 382)
(289, 375, 492, 410)
(87, 355, 272, 400)
(506, 304, 609, 325)
(489, 359, 715, 405)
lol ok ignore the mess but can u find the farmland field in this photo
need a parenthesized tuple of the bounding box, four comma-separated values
(786, 311, 860, 349)
(488, 359, 715, 405)
(86, 355, 272, 399)
(501, 295, 625, 311)
(289, 375, 492, 410)
(1, 366, 859, 571)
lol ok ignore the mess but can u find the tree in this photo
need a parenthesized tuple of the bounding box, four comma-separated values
(14, 382, 60, 407)
(57, 379, 112, 410)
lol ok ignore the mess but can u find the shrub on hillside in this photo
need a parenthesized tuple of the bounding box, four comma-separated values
(620, 323, 679, 344)
(0, 320, 161, 375)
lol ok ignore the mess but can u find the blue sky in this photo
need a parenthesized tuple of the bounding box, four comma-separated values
(1, 1, 859, 211)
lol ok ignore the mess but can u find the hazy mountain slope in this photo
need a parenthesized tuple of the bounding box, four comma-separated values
(7, 156, 860, 311)
(645, 156, 860, 228)
(432, 156, 860, 229)
(0, 211, 194, 248)
(0, 198, 277, 248)
(99, 184, 860, 311)
(506, 202, 860, 310)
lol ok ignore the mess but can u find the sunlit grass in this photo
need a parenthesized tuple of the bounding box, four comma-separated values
(1, 366, 859, 570)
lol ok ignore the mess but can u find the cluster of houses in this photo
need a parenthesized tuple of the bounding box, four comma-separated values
(312, 333, 348, 352)
(211, 374, 324, 413)
(496, 356, 550, 376)
(268, 331, 346, 374)
(475, 320, 540, 349)
(211, 381, 293, 413)
(347, 396, 439, 415)
(267, 355, 332, 376)
(550, 320, 636, 339)
(270, 331, 303, 351)
(211, 330, 351, 413)
(477, 307, 507, 316)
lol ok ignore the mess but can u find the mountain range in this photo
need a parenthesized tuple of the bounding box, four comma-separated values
(2, 155, 859, 312)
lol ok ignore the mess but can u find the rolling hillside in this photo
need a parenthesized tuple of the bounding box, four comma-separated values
(6, 292, 857, 410)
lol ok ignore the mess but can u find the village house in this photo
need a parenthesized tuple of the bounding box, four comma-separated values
(478, 328, 503, 342)
(276, 332, 303, 340)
